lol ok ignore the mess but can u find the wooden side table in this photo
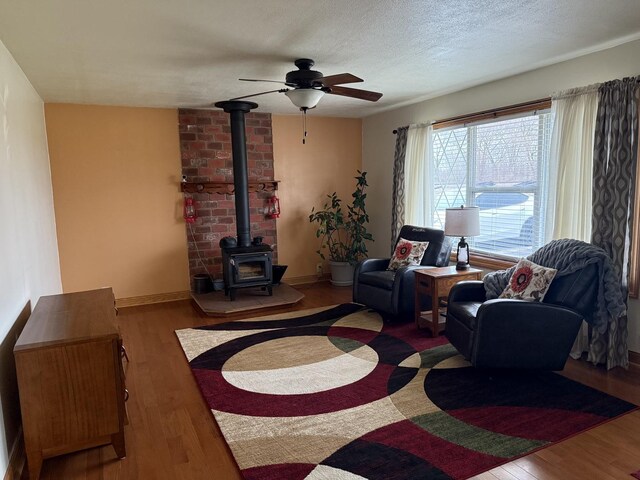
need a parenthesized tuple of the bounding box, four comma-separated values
(415, 266, 482, 336)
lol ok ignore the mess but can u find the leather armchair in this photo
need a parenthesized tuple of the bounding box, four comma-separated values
(446, 263, 598, 370)
(353, 225, 452, 321)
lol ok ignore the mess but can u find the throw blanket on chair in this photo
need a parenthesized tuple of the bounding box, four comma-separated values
(483, 239, 626, 335)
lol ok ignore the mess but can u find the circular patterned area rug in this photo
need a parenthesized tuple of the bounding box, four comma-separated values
(175, 303, 636, 480)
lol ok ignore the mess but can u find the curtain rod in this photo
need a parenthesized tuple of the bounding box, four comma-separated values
(392, 98, 550, 134)
(552, 84, 600, 100)
(392, 122, 433, 134)
(432, 98, 551, 130)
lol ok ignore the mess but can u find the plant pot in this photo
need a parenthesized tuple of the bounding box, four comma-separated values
(328, 260, 355, 287)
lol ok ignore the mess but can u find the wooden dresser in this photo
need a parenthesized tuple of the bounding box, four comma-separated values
(14, 288, 126, 480)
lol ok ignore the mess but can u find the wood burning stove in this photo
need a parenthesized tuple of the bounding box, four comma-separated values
(222, 245, 273, 300)
(215, 100, 275, 301)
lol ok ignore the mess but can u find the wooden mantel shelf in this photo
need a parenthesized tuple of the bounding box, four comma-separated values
(181, 180, 279, 195)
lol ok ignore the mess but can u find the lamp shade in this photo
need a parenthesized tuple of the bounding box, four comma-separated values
(444, 206, 480, 237)
(285, 88, 325, 109)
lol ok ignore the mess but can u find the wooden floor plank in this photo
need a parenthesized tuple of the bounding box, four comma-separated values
(479, 466, 520, 480)
(26, 282, 640, 479)
(499, 462, 543, 480)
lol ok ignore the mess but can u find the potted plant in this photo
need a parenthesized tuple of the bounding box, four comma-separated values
(309, 171, 374, 286)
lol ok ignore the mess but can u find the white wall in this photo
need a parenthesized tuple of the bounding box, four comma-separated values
(363, 39, 640, 353)
(0, 40, 62, 473)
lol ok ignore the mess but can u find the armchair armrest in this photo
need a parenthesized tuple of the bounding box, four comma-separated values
(353, 258, 390, 304)
(472, 299, 584, 370)
(356, 258, 390, 274)
(476, 299, 583, 328)
(448, 280, 487, 303)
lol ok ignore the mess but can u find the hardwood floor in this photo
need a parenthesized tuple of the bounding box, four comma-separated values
(32, 282, 640, 480)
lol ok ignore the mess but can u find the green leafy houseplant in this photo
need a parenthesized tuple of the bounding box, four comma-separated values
(309, 171, 374, 265)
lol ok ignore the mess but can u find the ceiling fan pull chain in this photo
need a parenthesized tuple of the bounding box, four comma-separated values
(302, 108, 308, 145)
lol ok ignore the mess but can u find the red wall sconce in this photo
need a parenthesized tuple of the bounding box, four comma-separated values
(266, 195, 281, 219)
(183, 197, 197, 223)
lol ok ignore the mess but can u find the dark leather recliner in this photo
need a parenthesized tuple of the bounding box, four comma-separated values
(353, 225, 452, 321)
(446, 263, 598, 370)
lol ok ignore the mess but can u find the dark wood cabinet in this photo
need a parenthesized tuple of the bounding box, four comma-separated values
(14, 288, 126, 479)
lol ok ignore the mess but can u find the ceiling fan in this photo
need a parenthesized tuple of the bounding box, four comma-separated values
(232, 58, 383, 110)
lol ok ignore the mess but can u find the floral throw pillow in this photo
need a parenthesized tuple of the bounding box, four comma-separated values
(500, 258, 557, 302)
(387, 238, 430, 270)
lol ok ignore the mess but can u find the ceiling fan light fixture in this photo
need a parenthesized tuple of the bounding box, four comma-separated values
(285, 88, 325, 109)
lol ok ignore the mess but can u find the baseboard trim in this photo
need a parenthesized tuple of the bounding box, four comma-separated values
(4, 429, 25, 480)
(629, 350, 640, 367)
(115, 290, 191, 308)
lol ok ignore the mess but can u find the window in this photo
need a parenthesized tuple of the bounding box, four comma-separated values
(431, 108, 553, 259)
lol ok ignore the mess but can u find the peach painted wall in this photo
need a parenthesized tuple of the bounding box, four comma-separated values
(45, 104, 189, 299)
(272, 115, 362, 281)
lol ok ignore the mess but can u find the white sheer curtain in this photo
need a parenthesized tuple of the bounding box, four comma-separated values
(545, 85, 599, 242)
(405, 125, 433, 227)
(545, 85, 600, 358)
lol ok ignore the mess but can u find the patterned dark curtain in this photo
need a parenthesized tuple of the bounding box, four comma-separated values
(590, 76, 640, 369)
(390, 126, 408, 254)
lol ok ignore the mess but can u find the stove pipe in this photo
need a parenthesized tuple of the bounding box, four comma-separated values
(214, 100, 259, 248)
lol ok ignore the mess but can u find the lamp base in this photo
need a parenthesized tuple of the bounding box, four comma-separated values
(454, 236, 471, 271)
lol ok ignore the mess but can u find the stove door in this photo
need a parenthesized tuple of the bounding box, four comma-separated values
(230, 253, 273, 285)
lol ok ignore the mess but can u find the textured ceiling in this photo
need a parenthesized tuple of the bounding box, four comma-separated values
(1, 0, 640, 117)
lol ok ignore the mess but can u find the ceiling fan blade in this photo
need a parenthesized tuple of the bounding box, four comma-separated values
(229, 89, 288, 101)
(318, 73, 363, 87)
(239, 78, 287, 85)
(326, 86, 383, 102)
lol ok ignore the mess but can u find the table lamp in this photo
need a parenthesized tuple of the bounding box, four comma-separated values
(444, 206, 480, 270)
